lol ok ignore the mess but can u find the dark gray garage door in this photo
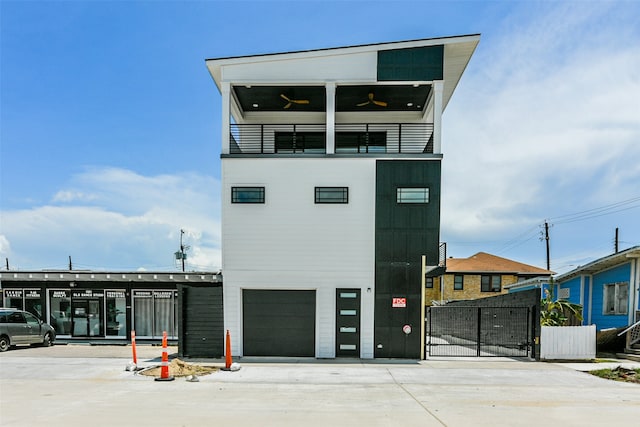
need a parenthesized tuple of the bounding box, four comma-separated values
(243, 290, 316, 357)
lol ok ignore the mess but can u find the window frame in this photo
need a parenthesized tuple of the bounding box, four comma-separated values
(481, 275, 502, 292)
(396, 187, 429, 204)
(275, 131, 326, 154)
(315, 187, 349, 204)
(603, 282, 629, 315)
(453, 275, 464, 291)
(425, 277, 434, 289)
(231, 186, 265, 204)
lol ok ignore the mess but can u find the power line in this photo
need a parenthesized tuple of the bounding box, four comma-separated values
(549, 196, 640, 225)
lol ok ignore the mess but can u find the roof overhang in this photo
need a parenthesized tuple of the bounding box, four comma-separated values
(205, 34, 480, 119)
(555, 246, 640, 282)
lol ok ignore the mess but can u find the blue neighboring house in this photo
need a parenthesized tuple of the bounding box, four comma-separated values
(553, 246, 640, 331)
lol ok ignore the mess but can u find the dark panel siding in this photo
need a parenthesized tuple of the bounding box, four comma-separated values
(243, 290, 316, 357)
(377, 45, 444, 81)
(178, 284, 224, 358)
(375, 160, 441, 358)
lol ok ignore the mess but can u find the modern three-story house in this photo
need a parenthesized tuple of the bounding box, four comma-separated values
(206, 35, 479, 358)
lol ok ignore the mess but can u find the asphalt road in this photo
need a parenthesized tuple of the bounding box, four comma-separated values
(1, 344, 639, 426)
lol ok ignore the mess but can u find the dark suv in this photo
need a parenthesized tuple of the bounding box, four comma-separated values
(0, 308, 56, 352)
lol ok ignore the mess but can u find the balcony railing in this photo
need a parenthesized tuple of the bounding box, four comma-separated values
(229, 123, 435, 155)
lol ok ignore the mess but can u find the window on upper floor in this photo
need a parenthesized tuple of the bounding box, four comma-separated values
(604, 282, 628, 315)
(275, 132, 325, 153)
(397, 187, 429, 204)
(231, 187, 265, 204)
(481, 275, 502, 292)
(453, 275, 463, 290)
(315, 187, 348, 204)
(335, 132, 386, 153)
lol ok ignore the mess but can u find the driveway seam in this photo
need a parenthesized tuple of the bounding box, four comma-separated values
(387, 368, 448, 426)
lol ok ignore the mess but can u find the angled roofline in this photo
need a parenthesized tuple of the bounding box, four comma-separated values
(504, 276, 550, 290)
(205, 34, 481, 63)
(555, 246, 640, 282)
(445, 252, 553, 275)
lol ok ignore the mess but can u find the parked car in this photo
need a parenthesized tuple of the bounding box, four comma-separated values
(0, 308, 56, 352)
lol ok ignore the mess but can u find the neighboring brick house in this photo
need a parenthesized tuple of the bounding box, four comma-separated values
(426, 252, 552, 305)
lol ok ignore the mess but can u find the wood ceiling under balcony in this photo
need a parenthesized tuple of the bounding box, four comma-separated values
(233, 84, 432, 113)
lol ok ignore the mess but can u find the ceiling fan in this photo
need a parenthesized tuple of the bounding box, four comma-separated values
(280, 94, 310, 109)
(357, 93, 387, 107)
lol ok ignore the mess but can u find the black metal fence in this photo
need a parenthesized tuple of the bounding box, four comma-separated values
(426, 306, 532, 357)
(228, 123, 434, 154)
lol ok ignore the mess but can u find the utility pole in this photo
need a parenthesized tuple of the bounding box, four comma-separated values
(68, 256, 73, 271)
(544, 221, 550, 271)
(174, 229, 190, 272)
(615, 227, 619, 253)
(180, 230, 186, 272)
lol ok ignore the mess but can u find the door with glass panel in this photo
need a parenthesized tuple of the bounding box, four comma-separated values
(71, 290, 104, 337)
(335, 289, 361, 357)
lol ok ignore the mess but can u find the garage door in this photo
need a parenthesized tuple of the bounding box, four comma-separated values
(243, 290, 316, 357)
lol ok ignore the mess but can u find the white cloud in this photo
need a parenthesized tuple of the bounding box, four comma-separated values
(1, 168, 221, 271)
(441, 2, 640, 268)
(52, 191, 97, 203)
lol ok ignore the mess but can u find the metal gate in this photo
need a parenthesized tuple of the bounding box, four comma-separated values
(425, 306, 532, 357)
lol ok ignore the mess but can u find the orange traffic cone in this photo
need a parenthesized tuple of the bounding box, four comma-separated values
(155, 331, 174, 382)
(225, 329, 232, 369)
(131, 330, 138, 365)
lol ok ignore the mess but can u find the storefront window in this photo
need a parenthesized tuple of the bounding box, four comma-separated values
(133, 290, 177, 339)
(106, 290, 127, 337)
(133, 291, 154, 337)
(154, 291, 174, 337)
(49, 290, 72, 336)
(24, 290, 43, 319)
(3, 289, 24, 310)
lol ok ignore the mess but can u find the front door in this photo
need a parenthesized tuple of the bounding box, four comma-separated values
(335, 289, 361, 357)
(71, 291, 104, 337)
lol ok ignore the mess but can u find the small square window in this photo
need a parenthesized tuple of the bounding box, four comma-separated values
(315, 187, 348, 204)
(425, 277, 434, 289)
(231, 187, 265, 203)
(397, 187, 429, 203)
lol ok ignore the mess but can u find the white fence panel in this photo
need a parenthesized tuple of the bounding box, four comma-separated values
(540, 325, 596, 360)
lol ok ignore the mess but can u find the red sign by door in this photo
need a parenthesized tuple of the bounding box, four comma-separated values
(392, 297, 406, 308)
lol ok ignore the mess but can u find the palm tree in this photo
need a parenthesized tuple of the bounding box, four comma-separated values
(540, 282, 583, 326)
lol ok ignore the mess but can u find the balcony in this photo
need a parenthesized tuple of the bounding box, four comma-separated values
(229, 123, 435, 155)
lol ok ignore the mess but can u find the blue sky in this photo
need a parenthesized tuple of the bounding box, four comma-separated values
(1, 0, 639, 273)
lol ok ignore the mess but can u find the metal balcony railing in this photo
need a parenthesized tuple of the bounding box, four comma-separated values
(228, 123, 435, 155)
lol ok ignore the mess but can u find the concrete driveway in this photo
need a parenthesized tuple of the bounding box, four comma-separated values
(1, 344, 639, 426)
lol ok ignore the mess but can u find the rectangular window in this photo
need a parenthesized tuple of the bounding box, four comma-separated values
(604, 282, 629, 315)
(232, 187, 265, 204)
(425, 277, 434, 289)
(275, 132, 325, 153)
(335, 132, 386, 153)
(454, 275, 463, 290)
(315, 187, 348, 204)
(397, 187, 429, 203)
(481, 275, 502, 292)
